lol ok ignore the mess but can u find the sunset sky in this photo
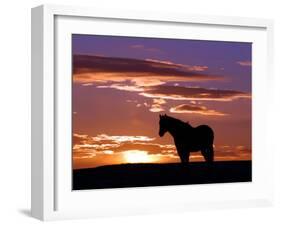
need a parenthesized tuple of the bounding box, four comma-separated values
(72, 34, 252, 169)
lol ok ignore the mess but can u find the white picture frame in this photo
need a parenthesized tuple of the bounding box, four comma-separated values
(31, 4, 274, 221)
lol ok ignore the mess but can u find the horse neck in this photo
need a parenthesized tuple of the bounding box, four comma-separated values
(166, 120, 188, 138)
(167, 127, 177, 138)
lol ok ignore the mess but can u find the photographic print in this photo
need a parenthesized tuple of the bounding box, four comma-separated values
(72, 34, 252, 190)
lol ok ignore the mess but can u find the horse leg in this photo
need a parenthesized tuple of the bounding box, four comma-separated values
(180, 151, 190, 165)
(186, 151, 190, 164)
(201, 149, 208, 162)
(177, 148, 189, 165)
(179, 152, 186, 164)
(176, 144, 184, 164)
(208, 146, 214, 163)
(201, 146, 214, 163)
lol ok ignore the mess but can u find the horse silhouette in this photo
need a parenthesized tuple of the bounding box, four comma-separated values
(159, 114, 214, 164)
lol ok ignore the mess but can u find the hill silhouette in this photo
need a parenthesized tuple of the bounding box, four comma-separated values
(73, 160, 251, 190)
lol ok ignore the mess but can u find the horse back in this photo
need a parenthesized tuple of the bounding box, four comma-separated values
(194, 125, 214, 143)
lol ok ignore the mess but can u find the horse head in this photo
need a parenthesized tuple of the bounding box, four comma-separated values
(159, 114, 168, 137)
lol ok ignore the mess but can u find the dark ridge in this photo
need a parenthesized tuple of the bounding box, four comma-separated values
(73, 160, 252, 190)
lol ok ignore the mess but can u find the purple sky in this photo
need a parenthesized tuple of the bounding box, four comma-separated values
(73, 34, 252, 91)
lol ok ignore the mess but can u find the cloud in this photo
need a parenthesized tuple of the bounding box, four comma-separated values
(215, 145, 251, 160)
(140, 85, 251, 101)
(102, 150, 114, 155)
(91, 134, 155, 143)
(81, 83, 93, 86)
(73, 133, 251, 166)
(73, 55, 222, 86)
(237, 61, 251, 67)
(169, 104, 227, 116)
(149, 105, 165, 112)
(235, 145, 246, 151)
(96, 83, 248, 115)
(72, 133, 177, 159)
(149, 98, 166, 112)
(145, 59, 208, 72)
(153, 98, 166, 105)
(97, 84, 145, 92)
(130, 45, 163, 53)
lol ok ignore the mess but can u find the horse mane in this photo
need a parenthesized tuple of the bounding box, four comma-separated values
(164, 115, 193, 129)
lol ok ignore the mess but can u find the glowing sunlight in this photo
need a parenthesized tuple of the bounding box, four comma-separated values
(123, 150, 152, 163)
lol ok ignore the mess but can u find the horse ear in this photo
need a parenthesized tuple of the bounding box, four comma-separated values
(159, 114, 162, 118)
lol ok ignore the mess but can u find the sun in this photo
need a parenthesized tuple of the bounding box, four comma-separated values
(123, 150, 152, 163)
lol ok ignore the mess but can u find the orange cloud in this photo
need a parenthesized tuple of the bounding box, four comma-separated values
(145, 58, 208, 72)
(149, 104, 165, 112)
(95, 83, 250, 103)
(140, 85, 251, 101)
(215, 145, 251, 161)
(153, 98, 166, 105)
(102, 150, 114, 155)
(81, 83, 93, 86)
(97, 84, 145, 92)
(73, 55, 222, 87)
(91, 134, 155, 143)
(237, 61, 251, 67)
(149, 98, 166, 113)
(169, 104, 227, 116)
(73, 133, 176, 158)
(73, 133, 251, 168)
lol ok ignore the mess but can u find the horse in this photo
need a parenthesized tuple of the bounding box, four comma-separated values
(159, 114, 214, 164)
